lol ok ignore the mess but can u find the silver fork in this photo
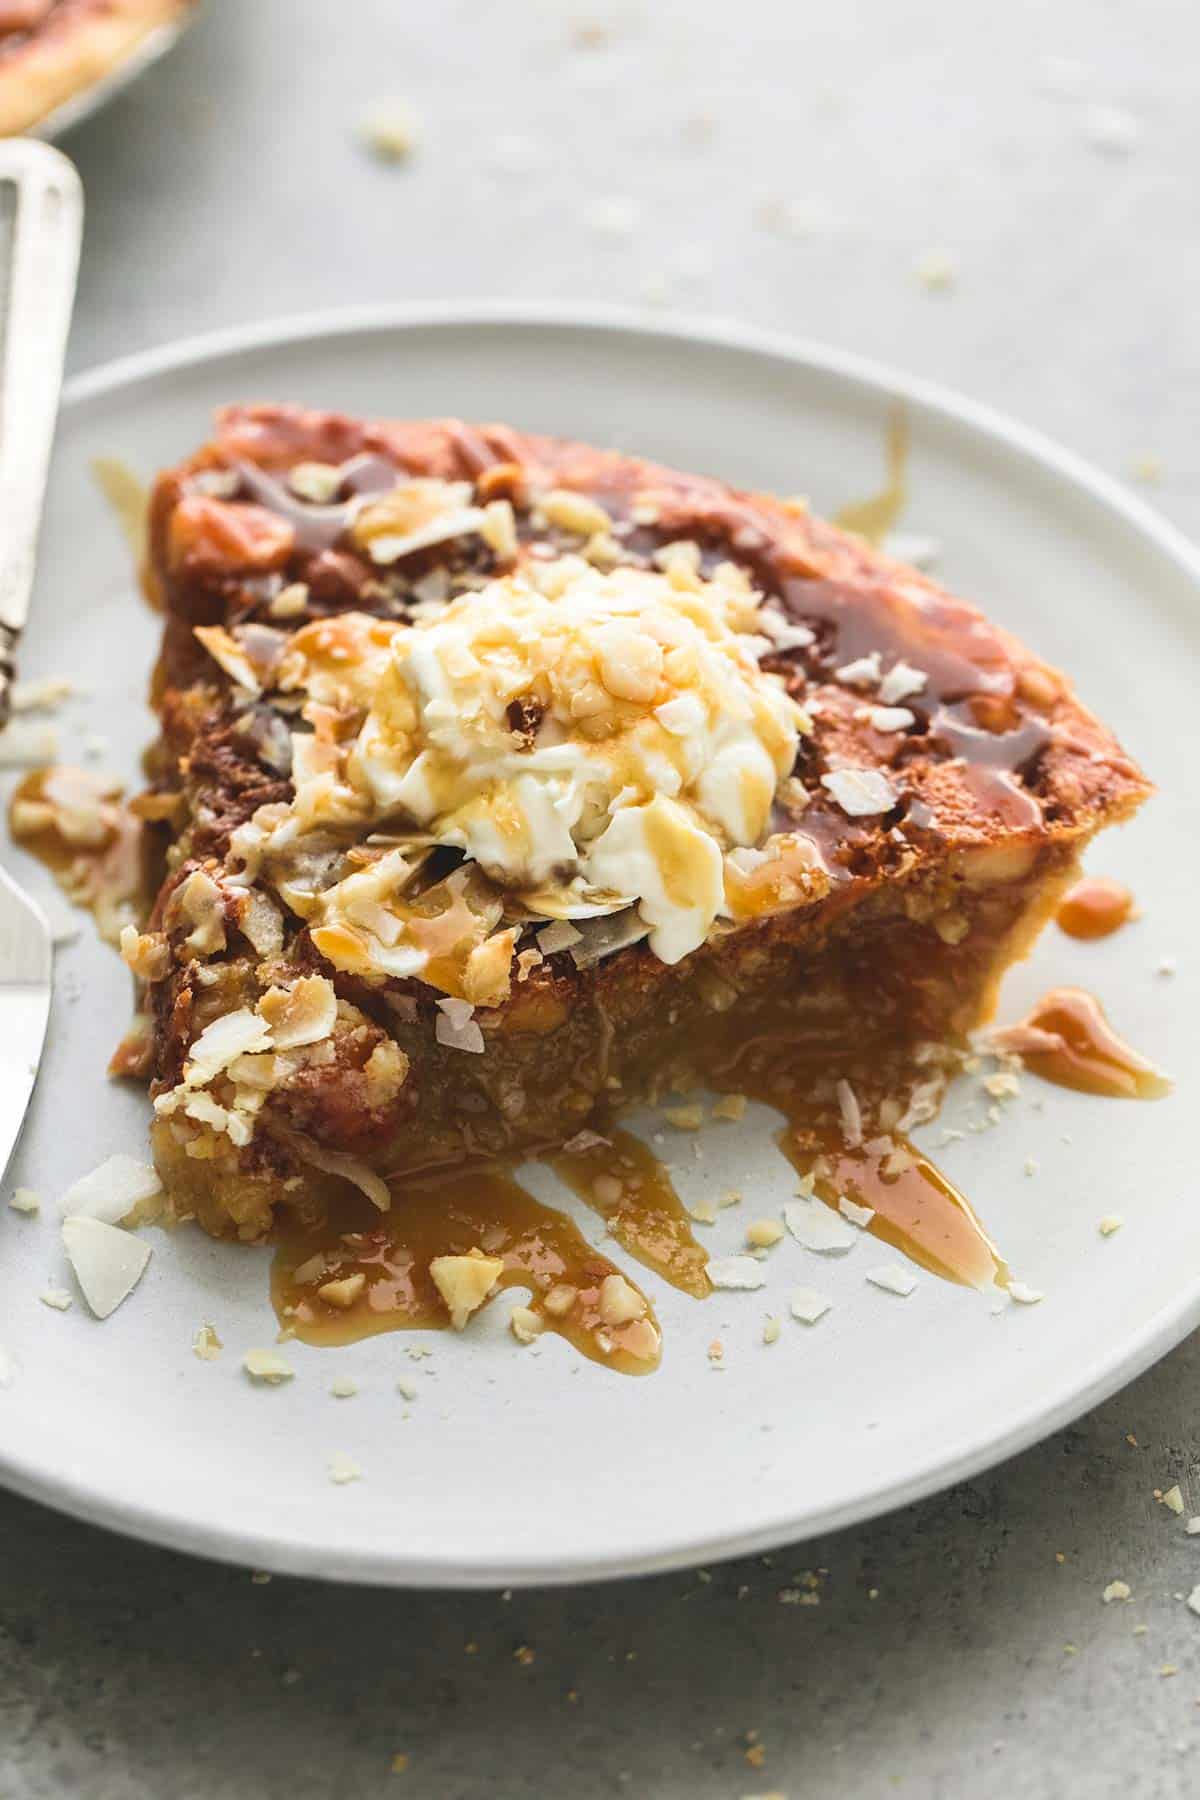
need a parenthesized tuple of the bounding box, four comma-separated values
(0, 141, 83, 1183)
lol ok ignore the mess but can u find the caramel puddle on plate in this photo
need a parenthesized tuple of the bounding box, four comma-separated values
(8, 767, 153, 944)
(550, 1126, 711, 1298)
(91, 456, 150, 570)
(832, 405, 910, 546)
(1004, 986, 1171, 1101)
(273, 1162, 678, 1376)
(1056, 876, 1136, 941)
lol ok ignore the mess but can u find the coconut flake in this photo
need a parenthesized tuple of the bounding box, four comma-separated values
(59, 1154, 162, 1225)
(706, 1255, 767, 1291)
(328, 1452, 362, 1484)
(61, 1216, 152, 1318)
(537, 919, 584, 955)
(258, 974, 338, 1049)
(194, 625, 262, 696)
(820, 768, 897, 817)
(790, 1286, 833, 1324)
(783, 1197, 857, 1254)
(1008, 1281, 1044, 1305)
(878, 661, 927, 705)
(838, 1195, 876, 1228)
(279, 1133, 391, 1212)
(865, 1264, 918, 1297)
(0, 720, 59, 767)
(861, 704, 916, 733)
(186, 1009, 273, 1083)
(834, 652, 881, 688)
(434, 998, 486, 1055)
(836, 1078, 863, 1147)
(243, 1349, 295, 1383)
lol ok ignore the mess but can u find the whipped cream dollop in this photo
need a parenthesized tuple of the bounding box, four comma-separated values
(228, 552, 809, 979)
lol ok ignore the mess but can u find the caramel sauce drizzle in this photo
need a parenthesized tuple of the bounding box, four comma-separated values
(1056, 876, 1136, 941)
(1002, 987, 1170, 1101)
(550, 1126, 710, 1298)
(832, 407, 910, 546)
(777, 1125, 1005, 1292)
(8, 767, 150, 944)
(271, 970, 1172, 1368)
(273, 1166, 663, 1374)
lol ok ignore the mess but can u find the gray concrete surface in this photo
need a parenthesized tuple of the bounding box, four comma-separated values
(5, 0, 1200, 1793)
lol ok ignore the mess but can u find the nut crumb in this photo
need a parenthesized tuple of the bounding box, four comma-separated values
(192, 1322, 222, 1360)
(746, 1219, 784, 1249)
(361, 100, 419, 161)
(711, 1093, 747, 1122)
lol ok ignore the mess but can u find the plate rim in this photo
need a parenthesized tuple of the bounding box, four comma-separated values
(5, 300, 1195, 1588)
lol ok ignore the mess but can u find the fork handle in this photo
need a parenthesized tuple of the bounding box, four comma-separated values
(0, 141, 82, 729)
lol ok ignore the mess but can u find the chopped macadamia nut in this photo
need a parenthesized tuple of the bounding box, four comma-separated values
(192, 1322, 223, 1360)
(430, 1250, 504, 1329)
(480, 499, 519, 563)
(745, 1219, 785, 1249)
(762, 1316, 782, 1345)
(664, 1104, 704, 1131)
(711, 1093, 747, 1122)
(318, 1273, 366, 1309)
(510, 1305, 544, 1344)
(543, 1284, 578, 1318)
(540, 489, 612, 537)
(597, 1273, 647, 1325)
(9, 1188, 40, 1215)
(1102, 1580, 1132, 1604)
(270, 582, 310, 619)
(328, 1452, 363, 1484)
(120, 924, 171, 981)
(288, 462, 343, 504)
(361, 99, 419, 160)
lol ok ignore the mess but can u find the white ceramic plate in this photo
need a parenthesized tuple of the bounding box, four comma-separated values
(0, 306, 1195, 1588)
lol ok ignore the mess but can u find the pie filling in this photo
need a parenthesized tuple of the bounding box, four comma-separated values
(11, 407, 1158, 1363)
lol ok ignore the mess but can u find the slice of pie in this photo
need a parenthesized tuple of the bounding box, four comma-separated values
(121, 405, 1149, 1240)
(0, 0, 192, 136)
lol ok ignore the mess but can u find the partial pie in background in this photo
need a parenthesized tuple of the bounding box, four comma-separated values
(0, 0, 195, 137)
